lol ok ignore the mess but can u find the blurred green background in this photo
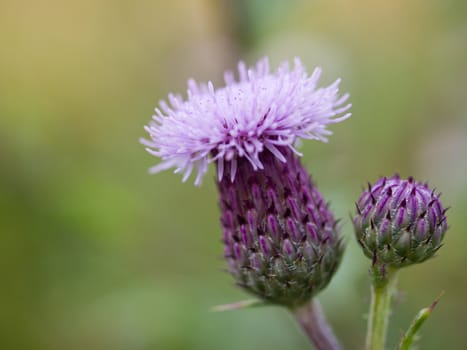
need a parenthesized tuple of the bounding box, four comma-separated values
(1, 0, 466, 349)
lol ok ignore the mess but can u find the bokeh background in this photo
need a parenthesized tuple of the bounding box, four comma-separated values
(1, 0, 466, 349)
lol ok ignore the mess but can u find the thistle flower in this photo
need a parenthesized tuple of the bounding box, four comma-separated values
(142, 57, 351, 307)
(353, 175, 448, 269)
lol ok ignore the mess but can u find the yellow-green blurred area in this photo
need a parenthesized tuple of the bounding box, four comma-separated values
(1, 0, 466, 349)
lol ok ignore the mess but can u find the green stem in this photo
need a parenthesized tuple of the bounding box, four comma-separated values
(365, 269, 398, 350)
(292, 299, 342, 350)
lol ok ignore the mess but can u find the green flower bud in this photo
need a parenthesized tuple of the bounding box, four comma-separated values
(353, 175, 448, 269)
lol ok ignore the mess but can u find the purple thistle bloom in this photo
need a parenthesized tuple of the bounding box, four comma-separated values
(141, 57, 351, 185)
(142, 57, 350, 307)
(353, 175, 449, 268)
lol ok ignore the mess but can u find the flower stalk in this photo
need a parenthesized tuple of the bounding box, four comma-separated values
(365, 268, 398, 350)
(292, 299, 342, 350)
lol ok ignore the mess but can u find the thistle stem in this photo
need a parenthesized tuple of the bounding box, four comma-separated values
(365, 269, 398, 350)
(292, 299, 342, 350)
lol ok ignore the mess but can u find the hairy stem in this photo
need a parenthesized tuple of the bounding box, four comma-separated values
(292, 299, 342, 350)
(365, 269, 398, 350)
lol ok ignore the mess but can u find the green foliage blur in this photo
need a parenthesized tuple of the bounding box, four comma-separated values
(1, 0, 466, 349)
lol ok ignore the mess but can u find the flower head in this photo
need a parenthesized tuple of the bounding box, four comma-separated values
(142, 57, 351, 185)
(353, 175, 449, 269)
(142, 57, 350, 306)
